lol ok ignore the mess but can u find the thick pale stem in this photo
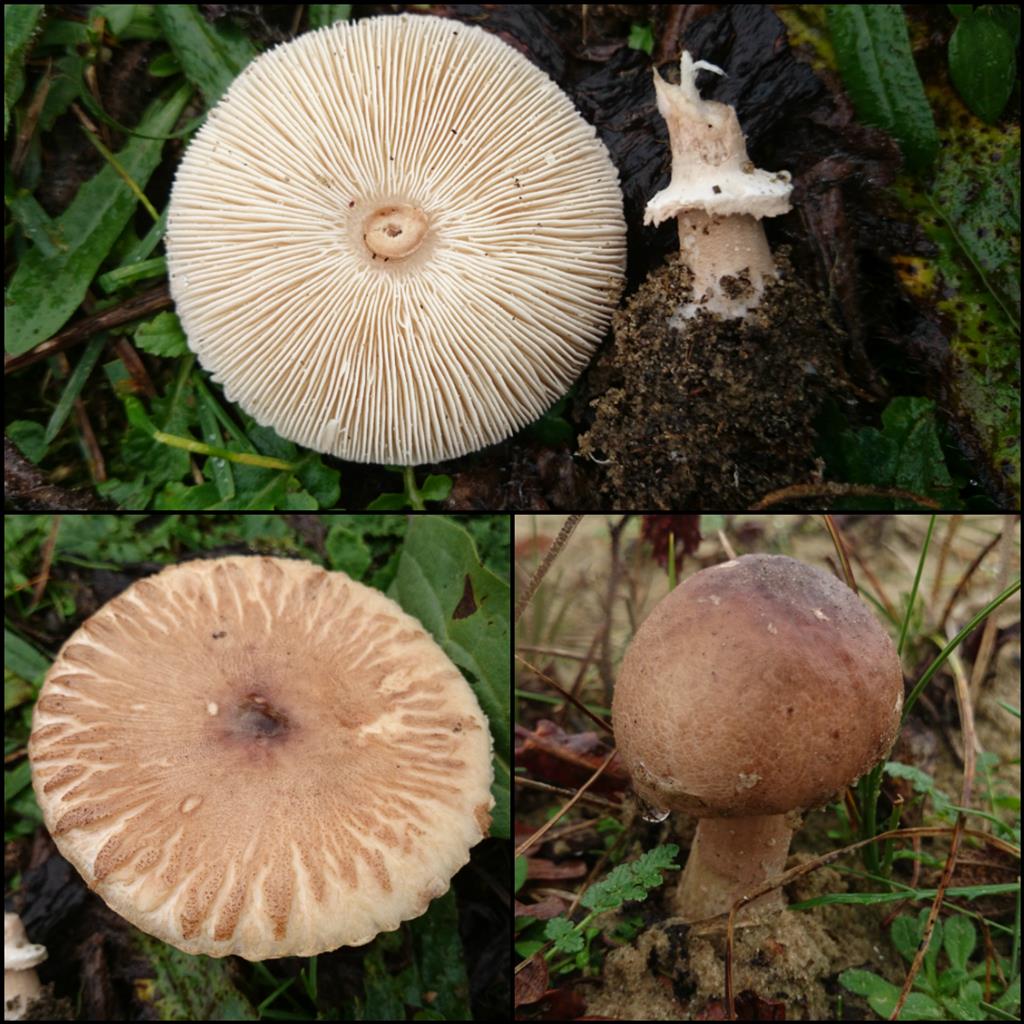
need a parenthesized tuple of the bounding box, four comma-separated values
(677, 211, 777, 320)
(644, 51, 792, 321)
(675, 814, 792, 924)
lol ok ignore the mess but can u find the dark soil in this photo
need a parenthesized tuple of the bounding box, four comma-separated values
(578, 252, 846, 508)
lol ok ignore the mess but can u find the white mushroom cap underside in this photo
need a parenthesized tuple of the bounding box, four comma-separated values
(165, 14, 626, 465)
(4, 913, 47, 972)
(28, 556, 494, 959)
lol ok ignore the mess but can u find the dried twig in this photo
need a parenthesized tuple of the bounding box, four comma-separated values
(753, 482, 940, 510)
(515, 514, 582, 623)
(4, 285, 171, 374)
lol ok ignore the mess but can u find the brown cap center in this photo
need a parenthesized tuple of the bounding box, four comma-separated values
(233, 692, 290, 740)
(362, 204, 429, 259)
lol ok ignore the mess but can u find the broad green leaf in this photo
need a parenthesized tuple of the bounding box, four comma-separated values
(293, 455, 340, 509)
(4, 4, 44, 139)
(391, 517, 510, 838)
(891, 912, 923, 961)
(515, 855, 528, 893)
(325, 523, 372, 580)
(891, 116, 1020, 502)
(942, 914, 976, 973)
(134, 312, 189, 358)
(408, 889, 472, 1021)
(358, 931, 411, 1020)
(4, 629, 51, 686)
(155, 5, 256, 107)
(948, 13, 1016, 123)
(366, 492, 408, 510)
(6, 420, 47, 465)
(826, 5, 939, 172)
(831, 397, 959, 508)
(354, 895, 470, 1021)
(308, 5, 352, 30)
(419, 474, 453, 502)
(133, 932, 258, 1019)
(92, 5, 138, 37)
(840, 967, 896, 998)
(5, 83, 192, 355)
(4, 761, 32, 803)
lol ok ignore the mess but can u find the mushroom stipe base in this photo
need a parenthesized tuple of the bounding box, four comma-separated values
(675, 814, 794, 924)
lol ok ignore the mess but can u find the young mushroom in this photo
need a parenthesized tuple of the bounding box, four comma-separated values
(644, 52, 792, 319)
(166, 13, 626, 466)
(612, 554, 903, 924)
(28, 556, 494, 959)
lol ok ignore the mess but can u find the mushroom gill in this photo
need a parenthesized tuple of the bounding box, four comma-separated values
(166, 14, 626, 465)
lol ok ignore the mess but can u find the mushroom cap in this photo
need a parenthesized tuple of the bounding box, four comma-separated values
(4, 913, 47, 1021)
(644, 52, 792, 227)
(612, 554, 903, 818)
(4, 914, 47, 973)
(29, 556, 494, 960)
(166, 13, 626, 465)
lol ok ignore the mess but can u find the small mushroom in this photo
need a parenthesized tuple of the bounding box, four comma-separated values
(612, 554, 903, 923)
(28, 556, 495, 959)
(166, 13, 626, 465)
(4, 913, 47, 1021)
(644, 52, 792, 319)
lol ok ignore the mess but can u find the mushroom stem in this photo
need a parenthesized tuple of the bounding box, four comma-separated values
(644, 52, 792, 320)
(4, 913, 47, 1021)
(675, 814, 792, 923)
(676, 211, 777, 319)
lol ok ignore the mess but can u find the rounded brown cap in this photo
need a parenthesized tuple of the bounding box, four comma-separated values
(612, 554, 903, 819)
(29, 556, 494, 959)
(166, 13, 626, 465)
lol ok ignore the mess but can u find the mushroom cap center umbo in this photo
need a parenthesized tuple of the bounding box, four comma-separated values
(362, 204, 429, 260)
(230, 692, 292, 740)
